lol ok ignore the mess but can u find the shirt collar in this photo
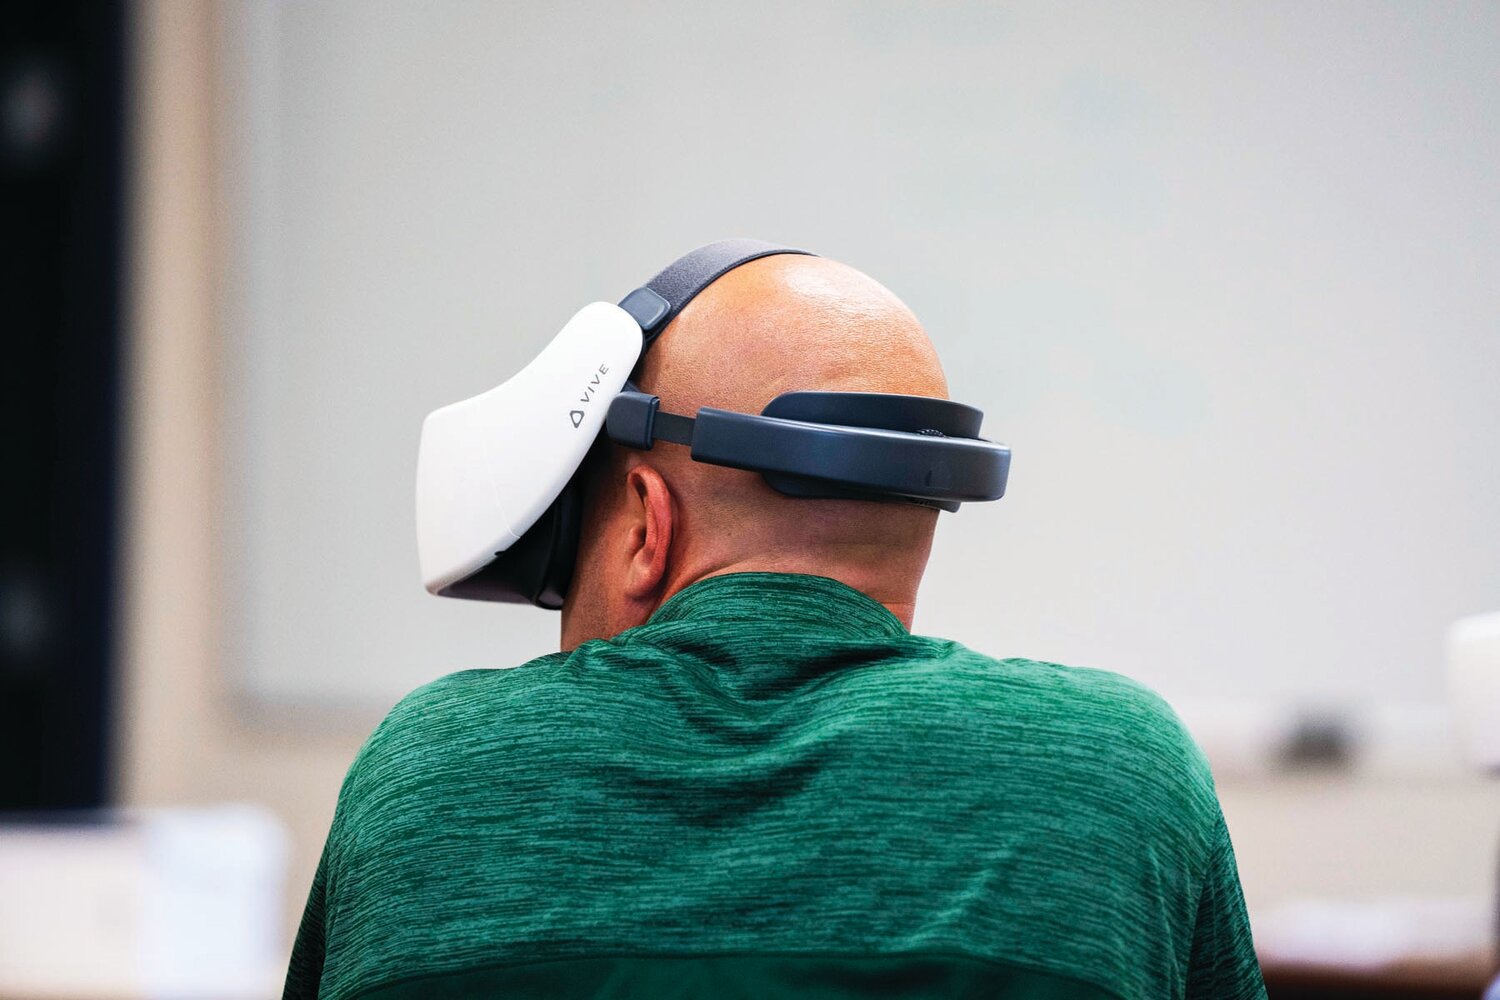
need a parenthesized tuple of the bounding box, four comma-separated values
(636, 572, 910, 642)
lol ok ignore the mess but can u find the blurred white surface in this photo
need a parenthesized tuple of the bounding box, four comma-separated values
(1449, 611, 1500, 771)
(0, 806, 288, 1000)
(216, 2, 1500, 711)
(1254, 896, 1492, 971)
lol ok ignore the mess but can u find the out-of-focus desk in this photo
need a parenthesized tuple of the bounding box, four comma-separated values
(1252, 890, 1495, 999)
(1264, 954, 1493, 999)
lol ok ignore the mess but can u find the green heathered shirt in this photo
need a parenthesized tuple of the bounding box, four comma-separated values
(285, 572, 1264, 1000)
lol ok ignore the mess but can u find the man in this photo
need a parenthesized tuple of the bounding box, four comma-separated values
(285, 253, 1265, 999)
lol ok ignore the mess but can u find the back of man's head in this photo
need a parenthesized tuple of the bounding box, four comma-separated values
(560, 254, 950, 648)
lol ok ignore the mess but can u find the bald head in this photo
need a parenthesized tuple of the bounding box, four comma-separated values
(560, 254, 949, 649)
(640, 255, 947, 412)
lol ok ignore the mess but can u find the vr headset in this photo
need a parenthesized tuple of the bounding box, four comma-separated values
(416, 240, 1011, 609)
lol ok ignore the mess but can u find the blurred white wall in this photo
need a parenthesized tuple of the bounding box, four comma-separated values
(121, 0, 359, 956)
(215, 0, 1500, 716)
(122, 0, 1500, 960)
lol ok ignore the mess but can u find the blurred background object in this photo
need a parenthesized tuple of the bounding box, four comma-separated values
(2, 0, 123, 815)
(1450, 613, 1500, 774)
(0, 807, 288, 998)
(2, 1, 1497, 997)
(1449, 612, 1500, 1000)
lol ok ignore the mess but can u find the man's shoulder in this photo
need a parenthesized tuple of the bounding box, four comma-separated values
(385, 651, 560, 718)
(336, 654, 569, 799)
(339, 639, 1219, 838)
(383, 653, 568, 719)
(888, 641, 1219, 811)
(905, 640, 1195, 739)
(358, 643, 1206, 778)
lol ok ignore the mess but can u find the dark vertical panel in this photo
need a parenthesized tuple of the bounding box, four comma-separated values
(0, 1, 125, 810)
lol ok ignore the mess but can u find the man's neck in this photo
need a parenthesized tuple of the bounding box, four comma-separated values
(662, 555, 923, 629)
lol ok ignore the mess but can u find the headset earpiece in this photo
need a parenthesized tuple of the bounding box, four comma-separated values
(606, 390, 1009, 511)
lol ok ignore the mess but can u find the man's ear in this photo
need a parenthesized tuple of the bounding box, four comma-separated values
(622, 463, 675, 602)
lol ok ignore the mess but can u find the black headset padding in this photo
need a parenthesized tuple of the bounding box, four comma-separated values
(454, 240, 810, 608)
(637, 239, 813, 344)
(755, 392, 989, 512)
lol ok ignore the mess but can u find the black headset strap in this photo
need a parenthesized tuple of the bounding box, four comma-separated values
(618, 239, 813, 347)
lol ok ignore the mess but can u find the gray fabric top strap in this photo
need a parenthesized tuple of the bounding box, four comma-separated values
(618, 239, 814, 347)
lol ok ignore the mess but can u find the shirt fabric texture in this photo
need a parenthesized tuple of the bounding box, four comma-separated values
(284, 572, 1265, 1000)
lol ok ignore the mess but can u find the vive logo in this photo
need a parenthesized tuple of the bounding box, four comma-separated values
(569, 363, 611, 429)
